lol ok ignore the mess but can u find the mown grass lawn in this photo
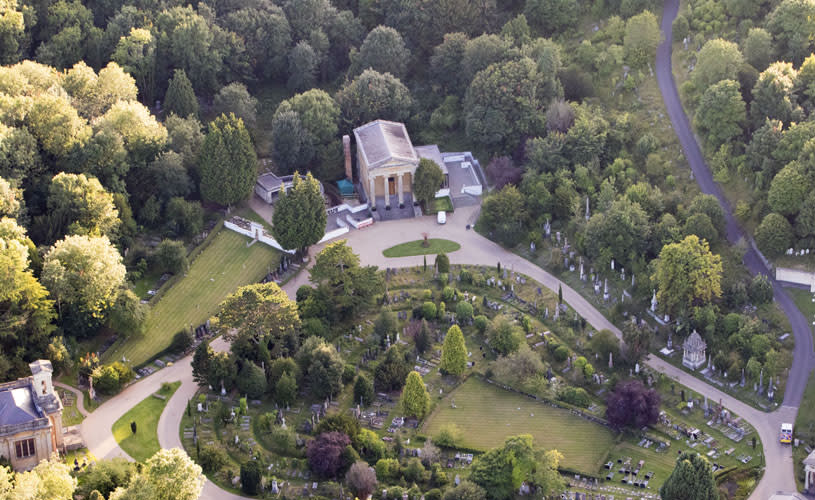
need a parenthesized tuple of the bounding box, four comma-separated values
(422, 377, 616, 473)
(383, 239, 461, 258)
(112, 381, 180, 462)
(106, 229, 280, 366)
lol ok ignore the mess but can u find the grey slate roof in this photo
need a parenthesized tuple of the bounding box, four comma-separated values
(0, 387, 41, 426)
(256, 172, 284, 192)
(28, 360, 52, 375)
(354, 120, 417, 170)
(414, 145, 448, 174)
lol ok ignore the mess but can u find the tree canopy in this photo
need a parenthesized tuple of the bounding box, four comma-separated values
(198, 113, 256, 207)
(215, 281, 301, 359)
(652, 235, 722, 318)
(272, 172, 326, 251)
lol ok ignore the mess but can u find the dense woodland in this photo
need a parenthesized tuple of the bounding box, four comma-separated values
(675, 0, 815, 258)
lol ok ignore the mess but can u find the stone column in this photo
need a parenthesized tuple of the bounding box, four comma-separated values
(384, 176, 391, 208)
(397, 173, 404, 207)
(368, 176, 376, 207)
(807, 468, 811, 490)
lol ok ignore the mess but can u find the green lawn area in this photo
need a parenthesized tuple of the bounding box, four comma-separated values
(795, 371, 815, 491)
(422, 377, 616, 473)
(106, 229, 280, 366)
(112, 381, 180, 462)
(426, 196, 454, 214)
(788, 288, 815, 342)
(383, 239, 461, 258)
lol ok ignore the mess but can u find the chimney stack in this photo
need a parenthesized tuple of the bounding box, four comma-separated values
(343, 135, 352, 181)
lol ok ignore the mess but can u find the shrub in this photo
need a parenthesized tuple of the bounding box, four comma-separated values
(472, 273, 486, 287)
(435, 253, 450, 273)
(403, 458, 427, 483)
(169, 329, 192, 353)
(240, 460, 262, 494)
(375, 458, 401, 482)
(198, 446, 228, 474)
(442, 286, 455, 302)
(554, 345, 570, 362)
(473, 315, 488, 333)
(459, 269, 472, 283)
(748, 274, 773, 305)
(354, 374, 374, 406)
(422, 289, 433, 300)
(456, 302, 474, 322)
(342, 364, 356, 384)
(559, 387, 590, 407)
(422, 302, 437, 320)
(433, 423, 462, 448)
(236, 362, 267, 399)
(91, 362, 133, 394)
(153, 239, 188, 274)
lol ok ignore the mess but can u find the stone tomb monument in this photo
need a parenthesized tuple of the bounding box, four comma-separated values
(682, 330, 707, 370)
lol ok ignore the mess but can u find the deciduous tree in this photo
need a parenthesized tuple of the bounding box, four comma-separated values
(755, 212, 794, 257)
(335, 69, 412, 125)
(695, 80, 745, 150)
(691, 39, 744, 90)
(353, 25, 410, 78)
(346, 461, 377, 500)
(623, 11, 660, 69)
(605, 380, 660, 430)
(465, 57, 549, 152)
(41, 234, 125, 324)
(307, 431, 350, 478)
(652, 235, 722, 318)
(215, 281, 300, 359)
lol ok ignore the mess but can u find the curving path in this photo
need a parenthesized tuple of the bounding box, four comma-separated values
(79, 205, 798, 499)
(55, 382, 89, 418)
(655, 0, 814, 495)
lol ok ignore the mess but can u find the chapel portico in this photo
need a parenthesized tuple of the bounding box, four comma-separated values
(354, 120, 419, 211)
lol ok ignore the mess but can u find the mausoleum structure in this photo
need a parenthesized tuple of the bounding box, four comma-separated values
(682, 330, 707, 370)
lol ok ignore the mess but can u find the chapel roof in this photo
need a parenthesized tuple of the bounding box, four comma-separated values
(354, 120, 417, 169)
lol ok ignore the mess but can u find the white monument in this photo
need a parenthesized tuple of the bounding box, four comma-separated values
(682, 330, 707, 370)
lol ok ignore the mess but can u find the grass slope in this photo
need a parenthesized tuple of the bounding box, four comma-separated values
(795, 372, 815, 491)
(383, 239, 461, 258)
(422, 377, 616, 473)
(112, 381, 180, 462)
(107, 230, 280, 366)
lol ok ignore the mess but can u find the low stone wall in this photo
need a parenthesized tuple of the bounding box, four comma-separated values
(776, 267, 815, 292)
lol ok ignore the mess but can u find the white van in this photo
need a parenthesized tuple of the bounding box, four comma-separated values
(437, 211, 447, 224)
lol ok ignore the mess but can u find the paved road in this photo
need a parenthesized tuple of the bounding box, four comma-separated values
(655, 0, 813, 496)
(80, 206, 802, 499)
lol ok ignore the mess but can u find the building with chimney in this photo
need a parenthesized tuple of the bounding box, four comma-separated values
(0, 360, 64, 470)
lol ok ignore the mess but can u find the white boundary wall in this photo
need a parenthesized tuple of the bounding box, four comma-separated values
(225, 203, 372, 252)
(776, 267, 815, 292)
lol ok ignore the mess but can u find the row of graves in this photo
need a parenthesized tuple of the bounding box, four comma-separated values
(658, 399, 756, 466)
(564, 471, 660, 500)
(136, 319, 214, 379)
(260, 254, 299, 285)
(604, 458, 655, 488)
